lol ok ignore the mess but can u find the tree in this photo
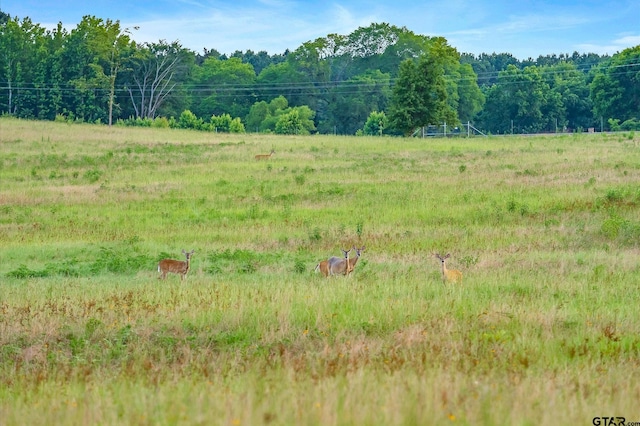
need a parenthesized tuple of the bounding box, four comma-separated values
(82, 18, 136, 125)
(189, 56, 256, 119)
(590, 46, 640, 126)
(452, 63, 485, 123)
(60, 15, 116, 122)
(274, 106, 316, 135)
(546, 62, 593, 131)
(255, 62, 309, 107)
(210, 113, 245, 133)
(229, 49, 286, 75)
(362, 111, 388, 135)
(324, 70, 391, 134)
(0, 16, 47, 116)
(124, 40, 193, 120)
(478, 65, 564, 134)
(246, 95, 316, 134)
(387, 41, 457, 135)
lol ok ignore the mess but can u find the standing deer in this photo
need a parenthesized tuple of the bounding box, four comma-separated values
(434, 253, 462, 283)
(314, 248, 351, 277)
(346, 246, 365, 276)
(255, 149, 275, 160)
(314, 259, 330, 277)
(158, 249, 195, 281)
(328, 248, 351, 276)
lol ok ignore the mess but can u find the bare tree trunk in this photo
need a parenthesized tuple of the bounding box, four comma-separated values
(126, 42, 184, 120)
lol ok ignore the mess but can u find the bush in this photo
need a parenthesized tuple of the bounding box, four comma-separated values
(152, 117, 170, 128)
(178, 110, 204, 130)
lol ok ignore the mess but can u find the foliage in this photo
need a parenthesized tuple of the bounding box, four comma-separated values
(0, 14, 633, 135)
(388, 39, 458, 135)
(210, 113, 246, 133)
(590, 46, 640, 125)
(177, 109, 204, 130)
(245, 96, 315, 134)
(188, 56, 256, 119)
(275, 106, 316, 135)
(361, 111, 388, 135)
(477, 64, 568, 133)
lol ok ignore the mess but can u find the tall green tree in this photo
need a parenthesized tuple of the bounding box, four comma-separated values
(31, 23, 66, 120)
(189, 56, 255, 119)
(388, 41, 457, 135)
(546, 62, 593, 130)
(0, 15, 47, 116)
(454, 63, 485, 122)
(60, 16, 115, 122)
(255, 62, 309, 107)
(323, 70, 391, 134)
(590, 46, 640, 126)
(478, 65, 564, 133)
(81, 19, 136, 125)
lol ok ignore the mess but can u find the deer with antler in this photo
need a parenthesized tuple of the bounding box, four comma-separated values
(434, 253, 462, 283)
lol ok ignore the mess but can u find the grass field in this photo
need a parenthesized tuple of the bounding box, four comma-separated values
(1, 117, 639, 425)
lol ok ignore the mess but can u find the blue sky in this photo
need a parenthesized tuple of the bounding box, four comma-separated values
(2, 0, 639, 59)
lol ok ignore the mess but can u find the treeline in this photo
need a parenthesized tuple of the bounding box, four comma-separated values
(1, 11, 639, 134)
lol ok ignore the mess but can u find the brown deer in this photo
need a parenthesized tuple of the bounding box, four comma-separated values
(315, 248, 351, 277)
(346, 246, 365, 276)
(158, 249, 195, 281)
(255, 149, 275, 160)
(314, 259, 330, 277)
(434, 253, 462, 283)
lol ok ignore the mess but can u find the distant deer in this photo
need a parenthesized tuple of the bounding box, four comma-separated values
(434, 253, 462, 283)
(346, 246, 365, 276)
(315, 248, 351, 277)
(255, 149, 275, 160)
(158, 249, 195, 281)
(328, 248, 351, 276)
(314, 259, 330, 277)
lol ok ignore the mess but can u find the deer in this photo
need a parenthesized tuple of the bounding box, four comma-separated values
(328, 248, 351, 276)
(255, 149, 275, 160)
(434, 253, 462, 284)
(346, 246, 365, 276)
(315, 248, 351, 277)
(314, 259, 330, 277)
(158, 249, 195, 281)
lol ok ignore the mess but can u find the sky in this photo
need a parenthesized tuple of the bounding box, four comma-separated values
(2, 0, 640, 60)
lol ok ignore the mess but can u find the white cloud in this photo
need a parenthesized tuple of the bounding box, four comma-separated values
(614, 34, 640, 46)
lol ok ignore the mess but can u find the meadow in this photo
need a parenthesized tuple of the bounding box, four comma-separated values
(1, 117, 639, 425)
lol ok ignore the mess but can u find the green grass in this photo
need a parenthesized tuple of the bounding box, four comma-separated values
(1, 117, 640, 425)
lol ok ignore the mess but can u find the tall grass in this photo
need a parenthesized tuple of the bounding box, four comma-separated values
(1, 117, 640, 425)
